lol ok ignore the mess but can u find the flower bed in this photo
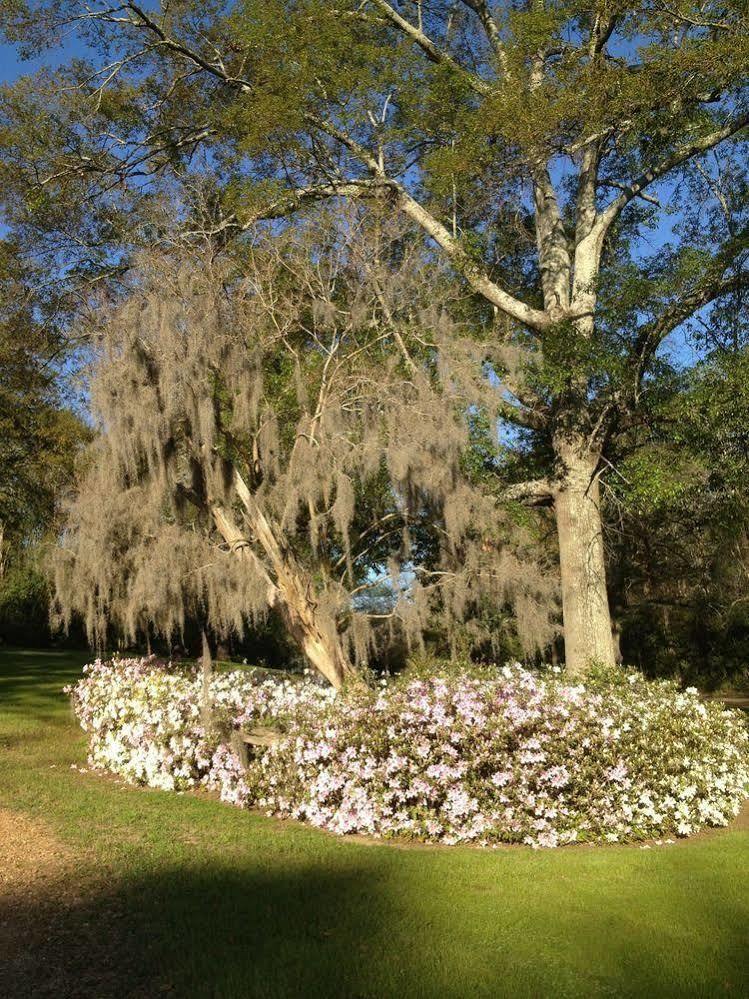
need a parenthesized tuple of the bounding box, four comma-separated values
(67, 657, 749, 848)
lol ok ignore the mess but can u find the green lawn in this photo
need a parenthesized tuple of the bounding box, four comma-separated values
(1, 648, 747, 998)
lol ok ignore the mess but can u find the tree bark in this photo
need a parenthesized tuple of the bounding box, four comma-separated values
(273, 568, 354, 689)
(200, 627, 214, 729)
(553, 445, 616, 676)
(210, 498, 355, 689)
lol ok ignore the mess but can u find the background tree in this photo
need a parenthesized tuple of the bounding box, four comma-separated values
(0, 240, 90, 643)
(2, 1, 747, 673)
(606, 343, 749, 685)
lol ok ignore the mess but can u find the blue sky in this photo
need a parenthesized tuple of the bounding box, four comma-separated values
(0, 40, 77, 83)
(1, 44, 29, 83)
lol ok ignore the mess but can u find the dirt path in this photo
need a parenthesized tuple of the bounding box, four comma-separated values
(0, 808, 80, 891)
(0, 809, 149, 999)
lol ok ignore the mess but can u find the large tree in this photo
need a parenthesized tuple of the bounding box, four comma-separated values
(53, 218, 555, 685)
(2, 1, 748, 673)
(0, 240, 88, 578)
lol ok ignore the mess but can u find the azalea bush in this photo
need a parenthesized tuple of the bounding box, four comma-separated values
(67, 657, 749, 847)
(65, 656, 334, 792)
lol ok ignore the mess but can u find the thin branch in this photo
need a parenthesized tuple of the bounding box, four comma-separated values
(601, 179, 661, 207)
(124, 2, 253, 91)
(597, 111, 749, 236)
(370, 0, 493, 94)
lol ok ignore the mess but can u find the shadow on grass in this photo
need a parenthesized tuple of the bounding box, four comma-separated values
(0, 649, 89, 719)
(1, 861, 403, 999)
(3, 846, 749, 999)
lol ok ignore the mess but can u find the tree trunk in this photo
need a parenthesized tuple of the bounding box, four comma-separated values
(553, 445, 616, 676)
(200, 628, 214, 730)
(210, 499, 354, 689)
(273, 569, 354, 689)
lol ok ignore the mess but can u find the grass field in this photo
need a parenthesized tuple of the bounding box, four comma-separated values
(1, 648, 747, 998)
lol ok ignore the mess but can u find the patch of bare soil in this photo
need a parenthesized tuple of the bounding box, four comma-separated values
(0, 809, 75, 889)
(0, 809, 151, 999)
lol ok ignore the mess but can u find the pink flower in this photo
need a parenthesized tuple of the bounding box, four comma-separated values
(540, 766, 570, 789)
(491, 770, 513, 787)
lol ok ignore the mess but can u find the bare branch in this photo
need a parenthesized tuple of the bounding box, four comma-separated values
(601, 179, 661, 207)
(124, 2, 252, 91)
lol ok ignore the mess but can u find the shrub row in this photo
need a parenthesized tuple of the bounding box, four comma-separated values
(67, 657, 749, 848)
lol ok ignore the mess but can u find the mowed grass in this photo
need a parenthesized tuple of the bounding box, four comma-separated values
(1, 649, 747, 998)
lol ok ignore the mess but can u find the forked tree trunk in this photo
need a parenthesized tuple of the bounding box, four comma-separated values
(211, 495, 355, 689)
(553, 444, 616, 676)
(273, 568, 354, 689)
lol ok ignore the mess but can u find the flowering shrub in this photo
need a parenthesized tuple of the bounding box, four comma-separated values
(67, 658, 749, 848)
(65, 656, 334, 792)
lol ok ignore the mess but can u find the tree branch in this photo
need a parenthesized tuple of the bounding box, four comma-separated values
(630, 237, 748, 392)
(244, 179, 392, 224)
(500, 479, 555, 506)
(457, 1, 507, 70)
(243, 113, 554, 331)
(123, 2, 252, 91)
(391, 183, 552, 330)
(369, 0, 493, 94)
(597, 111, 749, 236)
(531, 157, 572, 310)
(654, 2, 734, 31)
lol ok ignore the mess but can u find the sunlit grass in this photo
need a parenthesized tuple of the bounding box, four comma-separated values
(1, 647, 747, 998)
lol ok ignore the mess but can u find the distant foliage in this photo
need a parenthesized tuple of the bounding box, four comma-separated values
(68, 658, 749, 848)
(0, 564, 48, 645)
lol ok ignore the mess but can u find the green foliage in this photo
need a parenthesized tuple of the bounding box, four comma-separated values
(0, 244, 91, 566)
(618, 445, 701, 514)
(0, 562, 48, 645)
(609, 347, 749, 685)
(0, 241, 90, 651)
